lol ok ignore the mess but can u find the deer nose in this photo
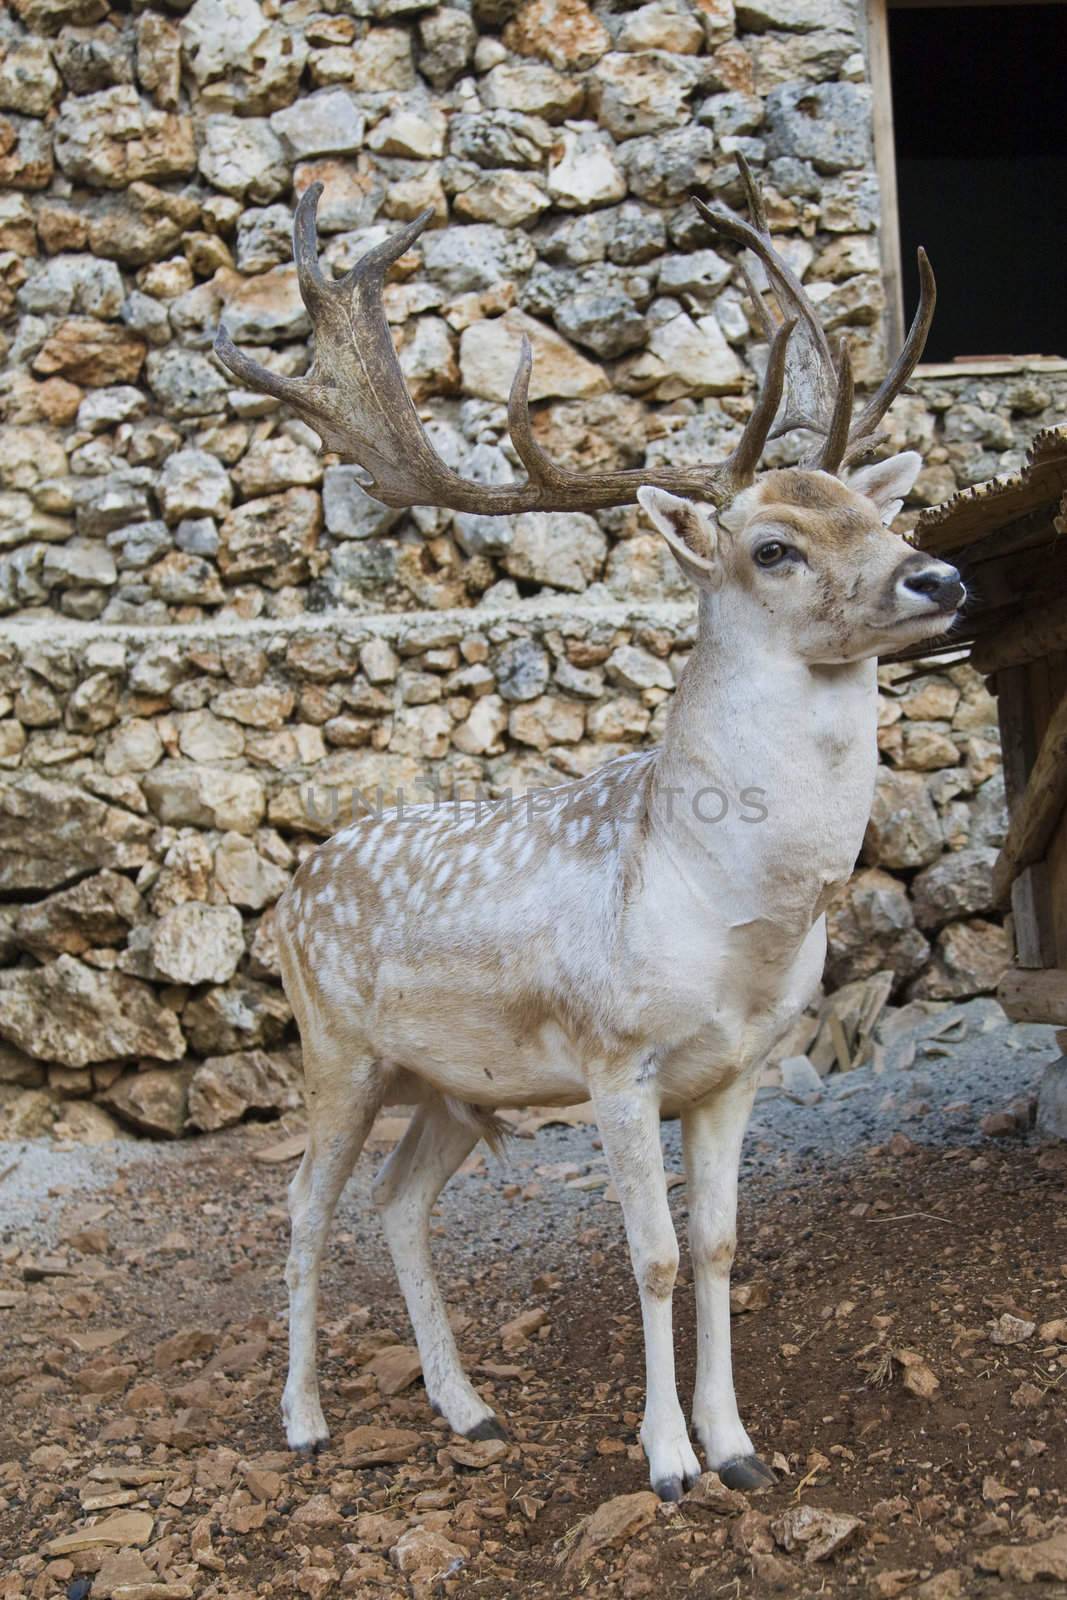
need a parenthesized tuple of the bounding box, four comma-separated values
(900, 560, 964, 611)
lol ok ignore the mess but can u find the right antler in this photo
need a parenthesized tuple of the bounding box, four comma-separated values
(694, 155, 936, 472)
(215, 182, 793, 516)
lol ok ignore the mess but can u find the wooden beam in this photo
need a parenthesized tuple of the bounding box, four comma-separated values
(865, 0, 905, 359)
(992, 689, 1067, 905)
(972, 598, 1067, 674)
(1011, 865, 1058, 967)
(998, 968, 1067, 1026)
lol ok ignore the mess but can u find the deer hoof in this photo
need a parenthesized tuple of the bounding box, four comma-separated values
(465, 1416, 508, 1442)
(652, 1475, 686, 1502)
(717, 1454, 776, 1492)
(294, 1439, 327, 1460)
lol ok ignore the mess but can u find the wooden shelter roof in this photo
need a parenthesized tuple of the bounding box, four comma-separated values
(893, 425, 1067, 661)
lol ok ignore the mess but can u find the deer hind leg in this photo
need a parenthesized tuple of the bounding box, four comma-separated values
(373, 1096, 504, 1440)
(282, 1046, 383, 1454)
(682, 1077, 775, 1492)
(592, 1075, 701, 1501)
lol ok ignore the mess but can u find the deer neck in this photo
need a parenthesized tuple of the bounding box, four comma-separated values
(647, 590, 879, 922)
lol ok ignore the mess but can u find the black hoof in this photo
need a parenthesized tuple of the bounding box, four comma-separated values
(653, 1476, 685, 1502)
(465, 1416, 508, 1442)
(717, 1454, 776, 1492)
(295, 1439, 326, 1460)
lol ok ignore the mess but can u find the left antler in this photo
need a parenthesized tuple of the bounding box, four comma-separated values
(694, 154, 936, 471)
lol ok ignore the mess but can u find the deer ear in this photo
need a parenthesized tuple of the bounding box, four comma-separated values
(637, 487, 721, 589)
(848, 451, 922, 525)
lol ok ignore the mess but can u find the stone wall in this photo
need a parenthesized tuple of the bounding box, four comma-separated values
(1, 0, 1065, 622)
(0, 608, 1009, 1139)
(0, 0, 1037, 1137)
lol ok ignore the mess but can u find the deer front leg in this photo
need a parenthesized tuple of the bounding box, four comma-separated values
(591, 1077, 701, 1501)
(682, 1076, 775, 1491)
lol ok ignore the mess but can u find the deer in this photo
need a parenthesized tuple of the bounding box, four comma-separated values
(215, 157, 964, 1501)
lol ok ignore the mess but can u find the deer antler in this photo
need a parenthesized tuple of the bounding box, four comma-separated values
(215, 182, 793, 515)
(694, 154, 936, 470)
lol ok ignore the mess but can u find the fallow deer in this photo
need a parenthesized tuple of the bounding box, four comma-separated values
(215, 159, 963, 1499)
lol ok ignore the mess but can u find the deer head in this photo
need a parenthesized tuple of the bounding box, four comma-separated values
(215, 155, 959, 660)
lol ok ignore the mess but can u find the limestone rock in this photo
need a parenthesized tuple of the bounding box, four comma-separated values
(765, 82, 871, 174)
(619, 0, 706, 52)
(863, 768, 943, 870)
(31, 318, 146, 387)
(197, 115, 288, 202)
(0, 113, 54, 190)
(103, 1062, 194, 1138)
(222, 265, 309, 343)
(548, 126, 626, 211)
(481, 61, 584, 122)
(453, 169, 549, 228)
(0, 36, 61, 115)
(503, 0, 610, 69)
(825, 867, 929, 990)
(151, 902, 246, 985)
(391, 1527, 466, 1578)
(772, 1503, 862, 1563)
(19, 254, 124, 319)
(0, 957, 185, 1068)
(644, 309, 744, 398)
(418, 7, 477, 86)
(978, 1533, 1067, 1585)
(449, 109, 554, 170)
(502, 512, 606, 591)
(181, 0, 306, 114)
(218, 488, 322, 586)
(236, 204, 294, 274)
(619, 124, 717, 202)
(0, 774, 152, 892)
(461, 309, 607, 403)
(271, 89, 365, 158)
(143, 762, 266, 834)
(494, 636, 550, 702)
(14, 870, 142, 958)
(554, 288, 647, 359)
(54, 87, 195, 189)
(159, 449, 233, 524)
(591, 50, 701, 138)
(567, 1491, 659, 1570)
(136, 12, 181, 109)
(911, 846, 996, 929)
(181, 977, 292, 1055)
(187, 1048, 301, 1131)
(421, 222, 537, 294)
(214, 832, 289, 909)
(323, 466, 403, 540)
(910, 919, 1010, 1001)
(145, 348, 231, 418)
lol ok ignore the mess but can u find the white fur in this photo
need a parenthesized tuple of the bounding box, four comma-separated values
(275, 466, 961, 1493)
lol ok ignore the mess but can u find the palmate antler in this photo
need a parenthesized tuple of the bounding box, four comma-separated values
(214, 155, 934, 511)
(694, 155, 937, 471)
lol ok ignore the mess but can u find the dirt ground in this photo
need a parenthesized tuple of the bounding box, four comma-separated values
(2, 1072, 1067, 1600)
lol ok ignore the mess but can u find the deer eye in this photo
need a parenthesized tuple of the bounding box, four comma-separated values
(754, 540, 789, 568)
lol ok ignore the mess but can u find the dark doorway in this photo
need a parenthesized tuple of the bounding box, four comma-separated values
(888, 1, 1067, 361)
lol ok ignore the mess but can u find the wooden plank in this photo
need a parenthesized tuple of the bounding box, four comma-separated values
(1047, 657, 1067, 966)
(1011, 865, 1058, 968)
(972, 598, 1067, 675)
(915, 359, 1067, 377)
(991, 678, 1067, 904)
(995, 664, 1036, 809)
(998, 968, 1067, 1025)
(865, 0, 904, 358)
